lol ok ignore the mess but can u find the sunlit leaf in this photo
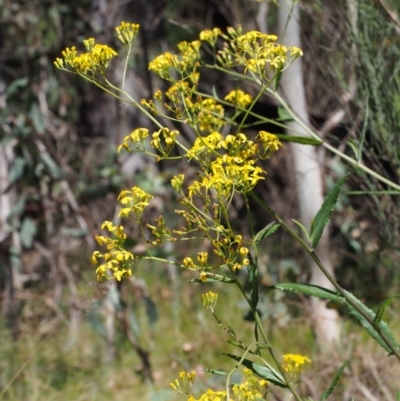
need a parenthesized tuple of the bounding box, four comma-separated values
(272, 283, 345, 303)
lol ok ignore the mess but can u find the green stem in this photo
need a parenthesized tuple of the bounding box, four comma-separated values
(268, 88, 400, 192)
(236, 84, 267, 135)
(122, 44, 132, 91)
(229, 267, 304, 401)
(202, 64, 400, 192)
(249, 191, 400, 362)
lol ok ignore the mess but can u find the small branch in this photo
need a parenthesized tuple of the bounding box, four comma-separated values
(375, 0, 400, 31)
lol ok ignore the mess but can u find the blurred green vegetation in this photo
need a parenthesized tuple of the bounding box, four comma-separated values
(1, 0, 400, 399)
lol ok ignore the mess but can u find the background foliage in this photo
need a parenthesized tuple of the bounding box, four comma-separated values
(1, 0, 400, 399)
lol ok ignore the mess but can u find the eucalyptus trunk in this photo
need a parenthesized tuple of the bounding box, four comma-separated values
(277, 0, 340, 345)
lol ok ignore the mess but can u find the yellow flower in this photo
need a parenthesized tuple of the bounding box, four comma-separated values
(115, 21, 140, 45)
(117, 187, 153, 220)
(183, 257, 195, 268)
(149, 52, 178, 79)
(199, 271, 208, 282)
(202, 291, 218, 311)
(56, 39, 117, 75)
(199, 28, 221, 46)
(118, 128, 149, 152)
(197, 251, 208, 264)
(282, 354, 311, 374)
(257, 131, 282, 158)
(171, 174, 184, 191)
(170, 371, 196, 394)
(224, 89, 253, 108)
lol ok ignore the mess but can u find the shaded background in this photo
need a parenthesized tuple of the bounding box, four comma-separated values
(1, 0, 400, 399)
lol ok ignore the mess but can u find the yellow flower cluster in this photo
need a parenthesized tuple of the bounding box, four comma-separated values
(92, 221, 135, 281)
(54, 38, 118, 75)
(118, 186, 153, 220)
(232, 368, 268, 400)
(148, 40, 201, 80)
(224, 90, 253, 108)
(197, 99, 225, 132)
(91, 187, 153, 280)
(199, 28, 221, 46)
(186, 131, 280, 199)
(150, 127, 180, 156)
(170, 371, 196, 394)
(202, 291, 218, 312)
(281, 354, 311, 374)
(118, 128, 149, 152)
(115, 21, 140, 45)
(172, 368, 267, 401)
(215, 30, 302, 79)
(188, 389, 227, 401)
(189, 155, 264, 198)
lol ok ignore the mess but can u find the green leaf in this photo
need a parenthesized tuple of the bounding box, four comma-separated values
(347, 190, 400, 195)
(29, 103, 45, 134)
(277, 106, 294, 122)
(292, 219, 310, 241)
(309, 174, 349, 249)
(20, 217, 37, 248)
(274, 70, 283, 91)
(252, 221, 280, 247)
(61, 228, 89, 238)
(344, 290, 399, 354)
(247, 252, 259, 310)
(357, 97, 368, 164)
(188, 276, 235, 284)
(226, 339, 246, 350)
(373, 294, 400, 326)
(6, 77, 29, 99)
(272, 283, 345, 303)
(127, 309, 141, 337)
(320, 359, 350, 401)
(275, 134, 322, 145)
(204, 368, 228, 376)
(39, 152, 67, 179)
(224, 354, 287, 388)
(144, 294, 158, 329)
(8, 157, 26, 184)
(8, 194, 27, 220)
(87, 300, 106, 337)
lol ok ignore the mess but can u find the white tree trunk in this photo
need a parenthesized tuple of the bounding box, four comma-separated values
(277, 0, 340, 345)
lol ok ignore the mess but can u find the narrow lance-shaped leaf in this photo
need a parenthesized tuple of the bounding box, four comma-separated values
(348, 190, 400, 195)
(204, 368, 228, 377)
(247, 252, 259, 311)
(357, 97, 369, 164)
(344, 290, 399, 354)
(320, 359, 350, 401)
(373, 294, 400, 327)
(252, 221, 281, 247)
(272, 283, 345, 303)
(188, 276, 235, 284)
(310, 174, 349, 250)
(224, 354, 287, 388)
(275, 134, 322, 145)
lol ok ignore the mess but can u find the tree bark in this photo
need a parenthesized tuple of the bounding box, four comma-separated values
(277, 0, 340, 345)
